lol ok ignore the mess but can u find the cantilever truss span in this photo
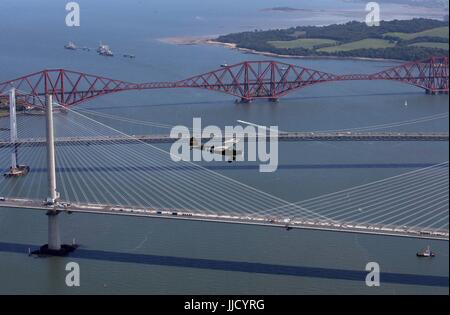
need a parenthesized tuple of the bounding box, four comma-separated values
(0, 56, 448, 107)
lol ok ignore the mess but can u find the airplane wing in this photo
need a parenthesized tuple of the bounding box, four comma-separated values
(237, 120, 282, 133)
(223, 138, 240, 145)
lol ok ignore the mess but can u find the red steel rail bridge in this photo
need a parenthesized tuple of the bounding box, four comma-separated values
(0, 56, 448, 107)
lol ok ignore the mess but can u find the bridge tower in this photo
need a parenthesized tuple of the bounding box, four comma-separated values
(9, 88, 17, 169)
(424, 56, 449, 95)
(45, 94, 61, 251)
(3, 89, 30, 177)
(268, 61, 279, 103)
(32, 94, 76, 256)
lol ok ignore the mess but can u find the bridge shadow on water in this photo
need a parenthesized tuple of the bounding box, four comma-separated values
(14, 163, 449, 175)
(0, 242, 448, 287)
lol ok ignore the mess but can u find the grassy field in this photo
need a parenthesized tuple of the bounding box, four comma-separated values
(318, 38, 396, 52)
(268, 38, 337, 49)
(384, 27, 449, 40)
(409, 42, 449, 50)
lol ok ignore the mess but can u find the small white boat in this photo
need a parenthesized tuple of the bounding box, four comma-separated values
(417, 246, 435, 257)
(97, 42, 114, 56)
(64, 41, 77, 50)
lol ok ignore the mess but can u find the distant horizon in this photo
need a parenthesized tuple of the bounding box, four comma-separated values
(231, 17, 449, 32)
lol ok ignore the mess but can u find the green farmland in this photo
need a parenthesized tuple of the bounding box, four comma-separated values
(318, 39, 396, 52)
(384, 27, 449, 40)
(268, 38, 337, 49)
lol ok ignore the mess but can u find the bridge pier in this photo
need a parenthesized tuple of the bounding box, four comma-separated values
(31, 95, 77, 257)
(268, 97, 279, 103)
(47, 210, 61, 251)
(236, 98, 253, 104)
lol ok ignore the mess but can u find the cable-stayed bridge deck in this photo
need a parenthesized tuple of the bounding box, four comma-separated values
(1, 90, 448, 252)
(0, 132, 448, 148)
(1, 198, 448, 240)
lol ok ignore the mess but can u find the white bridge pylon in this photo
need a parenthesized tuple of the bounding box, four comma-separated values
(45, 94, 62, 251)
(9, 88, 17, 169)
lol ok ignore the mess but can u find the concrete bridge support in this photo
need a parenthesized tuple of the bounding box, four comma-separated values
(31, 95, 77, 256)
(3, 88, 29, 177)
(45, 94, 61, 251)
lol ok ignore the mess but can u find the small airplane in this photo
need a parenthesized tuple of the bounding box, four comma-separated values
(190, 137, 242, 162)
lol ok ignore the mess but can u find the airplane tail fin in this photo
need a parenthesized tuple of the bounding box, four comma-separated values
(190, 137, 199, 149)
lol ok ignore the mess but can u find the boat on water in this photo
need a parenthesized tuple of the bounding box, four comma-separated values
(97, 43, 114, 56)
(64, 41, 77, 50)
(417, 246, 436, 257)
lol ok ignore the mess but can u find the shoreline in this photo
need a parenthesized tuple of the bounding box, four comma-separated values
(159, 36, 404, 63)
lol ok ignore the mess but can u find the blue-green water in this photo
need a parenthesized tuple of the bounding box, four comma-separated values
(0, 0, 448, 294)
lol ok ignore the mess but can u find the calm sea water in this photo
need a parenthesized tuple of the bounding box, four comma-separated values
(0, 0, 448, 294)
